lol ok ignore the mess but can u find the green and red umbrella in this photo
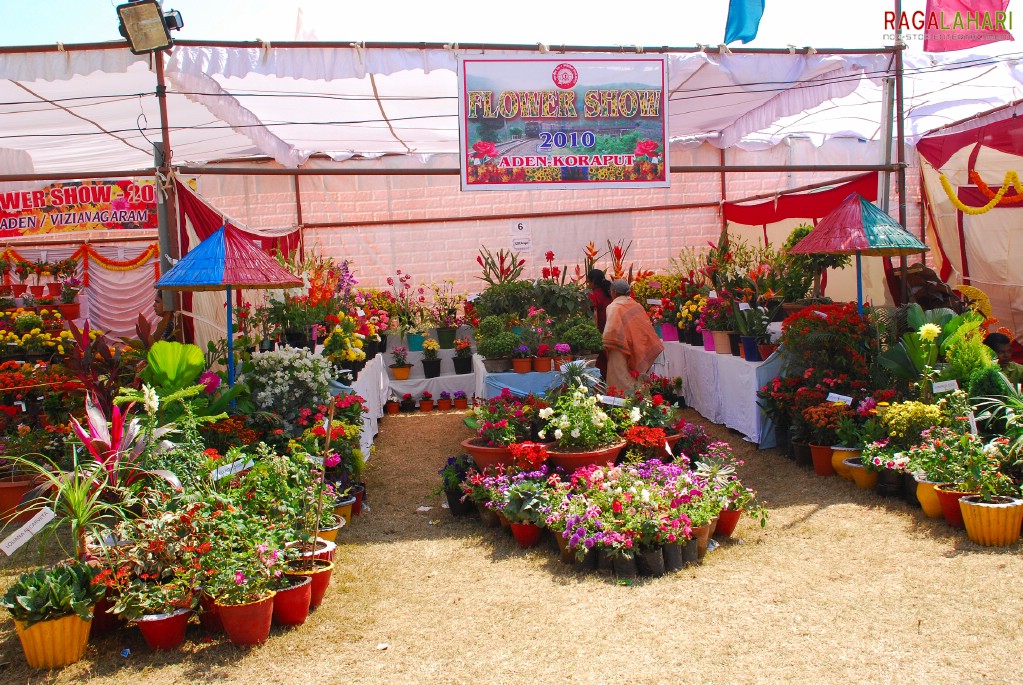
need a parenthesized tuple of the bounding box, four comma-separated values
(789, 192, 928, 313)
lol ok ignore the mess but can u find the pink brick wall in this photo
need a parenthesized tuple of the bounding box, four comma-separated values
(197, 139, 922, 296)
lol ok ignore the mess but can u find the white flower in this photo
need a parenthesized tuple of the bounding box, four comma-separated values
(570, 429, 580, 439)
(554, 429, 563, 440)
(640, 489, 650, 503)
(538, 430, 546, 439)
(142, 384, 159, 415)
(629, 408, 641, 423)
(539, 407, 554, 419)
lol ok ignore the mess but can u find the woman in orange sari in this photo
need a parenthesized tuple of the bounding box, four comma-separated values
(602, 279, 663, 393)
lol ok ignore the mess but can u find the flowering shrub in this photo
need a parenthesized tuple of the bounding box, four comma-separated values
(538, 387, 620, 450)
(624, 389, 678, 430)
(454, 338, 473, 358)
(779, 303, 877, 379)
(248, 346, 333, 434)
(802, 401, 854, 445)
(422, 337, 440, 361)
(861, 438, 910, 473)
(321, 313, 367, 364)
(469, 388, 534, 447)
(876, 400, 944, 450)
(507, 441, 549, 472)
(697, 297, 735, 332)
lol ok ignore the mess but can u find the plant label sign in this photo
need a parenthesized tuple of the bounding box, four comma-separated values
(932, 379, 959, 394)
(813, 311, 828, 319)
(598, 395, 627, 407)
(708, 290, 717, 299)
(826, 393, 853, 405)
(968, 412, 979, 435)
(646, 298, 661, 305)
(0, 507, 55, 556)
(308, 456, 324, 467)
(211, 459, 254, 480)
(738, 302, 751, 311)
(511, 236, 532, 252)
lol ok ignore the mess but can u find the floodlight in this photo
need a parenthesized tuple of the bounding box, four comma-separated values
(117, 0, 183, 55)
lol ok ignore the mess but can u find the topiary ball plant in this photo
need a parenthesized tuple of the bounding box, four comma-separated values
(562, 322, 604, 354)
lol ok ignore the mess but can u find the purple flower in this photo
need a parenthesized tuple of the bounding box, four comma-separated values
(324, 452, 341, 468)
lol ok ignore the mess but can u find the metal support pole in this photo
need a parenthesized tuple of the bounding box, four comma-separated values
(226, 284, 235, 387)
(894, 0, 910, 304)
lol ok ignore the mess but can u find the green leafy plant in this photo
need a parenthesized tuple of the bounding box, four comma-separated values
(561, 322, 603, 354)
(503, 479, 550, 525)
(780, 224, 851, 300)
(2, 561, 105, 628)
(142, 341, 206, 392)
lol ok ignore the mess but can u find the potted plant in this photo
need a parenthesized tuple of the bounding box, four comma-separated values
(438, 454, 475, 515)
(453, 390, 469, 410)
(421, 337, 441, 378)
(57, 275, 82, 319)
(460, 389, 535, 468)
(511, 343, 533, 374)
(475, 315, 518, 372)
(533, 343, 553, 372)
(502, 475, 551, 548)
(389, 345, 413, 380)
(699, 297, 737, 355)
(780, 224, 851, 307)
(399, 392, 416, 412)
(420, 391, 434, 412)
(801, 401, 853, 477)
(956, 436, 1022, 546)
(453, 337, 474, 374)
(437, 391, 452, 411)
(12, 259, 31, 296)
(204, 538, 283, 647)
(385, 394, 400, 415)
(538, 385, 626, 470)
(1, 561, 105, 668)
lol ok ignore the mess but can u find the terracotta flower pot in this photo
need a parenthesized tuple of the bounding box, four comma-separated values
(460, 438, 514, 470)
(511, 357, 533, 373)
(216, 594, 275, 646)
(714, 508, 742, 538)
(809, 444, 836, 477)
(711, 330, 732, 355)
(436, 398, 452, 410)
(546, 439, 627, 472)
(419, 399, 434, 412)
(137, 608, 190, 651)
(959, 495, 1023, 547)
(691, 523, 712, 560)
(0, 474, 41, 523)
(532, 356, 553, 372)
(385, 401, 400, 415)
(453, 397, 469, 410)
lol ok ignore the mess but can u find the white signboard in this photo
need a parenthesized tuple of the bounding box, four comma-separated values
(1, 507, 55, 556)
(211, 458, 254, 480)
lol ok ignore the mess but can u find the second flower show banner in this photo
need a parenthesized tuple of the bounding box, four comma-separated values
(457, 55, 669, 191)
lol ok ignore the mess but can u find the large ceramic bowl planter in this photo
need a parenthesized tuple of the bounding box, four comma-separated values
(216, 594, 276, 646)
(830, 446, 860, 480)
(460, 438, 514, 470)
(14, 613, 92, 668)
(913, 476, 944, 519)
(843, 457, 877, 489)
(959, 495, 1023, 547)
(137, 608, 191, 651)
(546, 440, 627, 472)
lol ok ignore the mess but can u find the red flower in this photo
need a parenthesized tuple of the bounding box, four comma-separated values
(545, 251, 555, 262)
(634, 140, 659, 157)
(471, 140, 498, 158)
(612, 500, 623, 514)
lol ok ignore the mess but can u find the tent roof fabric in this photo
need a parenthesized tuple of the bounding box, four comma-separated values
(156, 224, 303, 291)
(789, 193, 929, 257)
(1, 44, 1022, 176)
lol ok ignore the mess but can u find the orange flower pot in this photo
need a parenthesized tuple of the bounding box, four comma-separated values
(419, 400, 433, 412)
(959, 495, 1023, 546)
(511, 357, 533, 373)
(809, 444, 835, 477)
(532, 356, 553, 372)
(389, 364, 412, 380)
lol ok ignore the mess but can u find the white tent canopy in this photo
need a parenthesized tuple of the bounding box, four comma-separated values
(2, 42, 1022, 177)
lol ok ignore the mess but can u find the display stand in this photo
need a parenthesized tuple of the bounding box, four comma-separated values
(651, 342, 783, 448)
(327, 353, 388, 460)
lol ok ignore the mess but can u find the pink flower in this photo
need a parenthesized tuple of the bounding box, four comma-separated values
(199, 371, 221, 394)
(325, 453, 341, 468)
(234, 571, 246, 585)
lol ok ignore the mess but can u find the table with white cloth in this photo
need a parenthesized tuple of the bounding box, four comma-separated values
(387, 347, 478, 404)
(328, 353, 388, 461)
(650, 342, 783, 448)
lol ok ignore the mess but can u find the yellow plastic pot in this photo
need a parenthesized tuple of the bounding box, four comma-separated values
(333, 495, 356, 526)
(914, 478, 944, 519)
(959, 496, 1023, 547)
(317, 520, 344, 543)
(844, 458, 878, 489)
(15, 613, 92, 669)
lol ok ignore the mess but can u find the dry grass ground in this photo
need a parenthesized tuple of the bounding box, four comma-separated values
(2, 408, 1022, 684)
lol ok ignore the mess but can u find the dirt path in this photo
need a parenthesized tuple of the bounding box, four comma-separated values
(2, 409, 1021, 684)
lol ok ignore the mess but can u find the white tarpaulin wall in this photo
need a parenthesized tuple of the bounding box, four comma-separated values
(918, 101, 1023, 341)
(1, 43, 1023, 177)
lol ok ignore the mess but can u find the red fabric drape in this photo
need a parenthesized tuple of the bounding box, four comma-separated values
(723, 172, 878, 225)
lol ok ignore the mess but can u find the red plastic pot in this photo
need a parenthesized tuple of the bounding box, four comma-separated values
(216, 594, 276, 646)
(272, 576, 312, 627)
(137, 608, 190, 651)
(934, 484, 974, 529)
(285, 560, 334, 610)
(0, 475, 40, 524)
(90, 596, 121, 638)
(809, 444, 836, 477)
(199, 592, 223, 633)
(714, 508, 742, 538)
(350, 484, 365, 516)
(510, 522, 543, 548)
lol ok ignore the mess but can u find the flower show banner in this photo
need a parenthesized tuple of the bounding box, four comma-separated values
(458, 55, 669, 191)
(0, 179, 160, 236)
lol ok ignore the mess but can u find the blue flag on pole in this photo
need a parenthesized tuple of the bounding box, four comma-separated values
(724, 0, 765, 44)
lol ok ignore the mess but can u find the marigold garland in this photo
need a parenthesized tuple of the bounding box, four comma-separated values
(970, 169, 1023, 204)
(939, 170, 1021, 215)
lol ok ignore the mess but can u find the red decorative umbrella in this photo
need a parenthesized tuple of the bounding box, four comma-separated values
(789, 193, 929, 313)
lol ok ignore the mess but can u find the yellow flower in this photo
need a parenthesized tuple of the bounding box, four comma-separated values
(918, 323, 941, 343)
